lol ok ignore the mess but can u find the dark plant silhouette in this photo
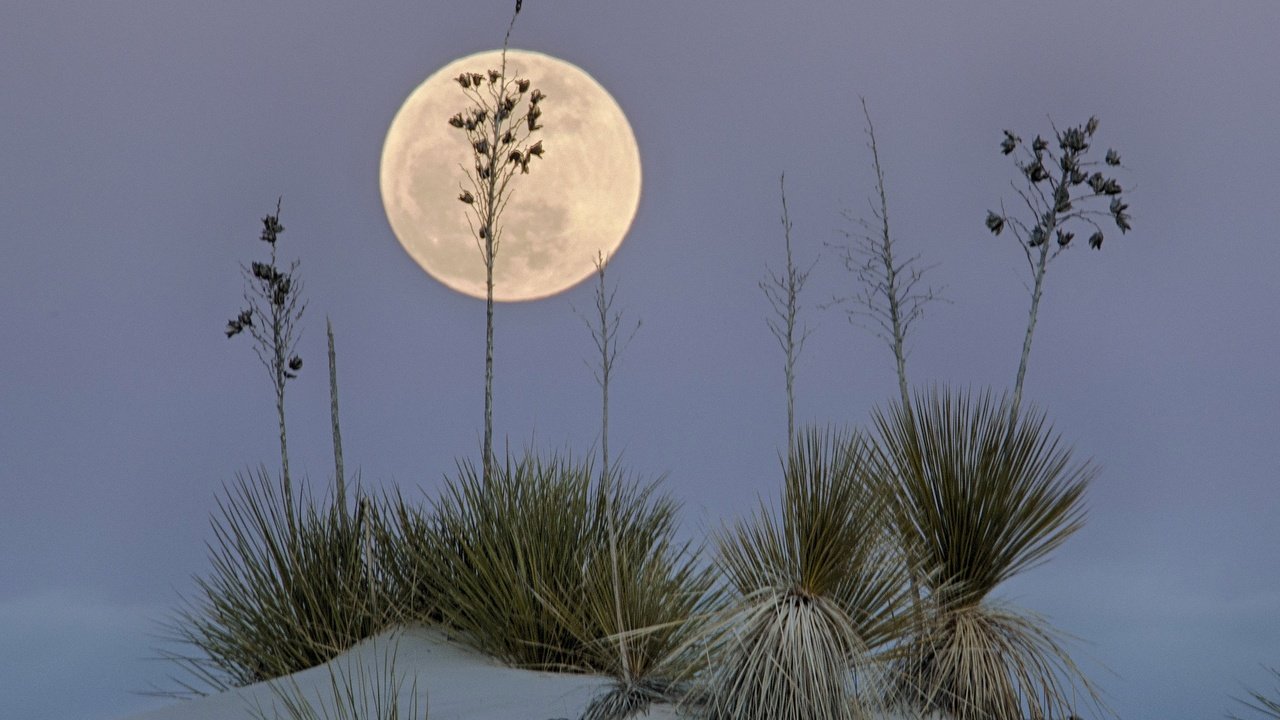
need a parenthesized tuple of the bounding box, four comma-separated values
(985, 117, 1131, 412)
(225, 198, 307, 521)
(450, 6, 545, 482)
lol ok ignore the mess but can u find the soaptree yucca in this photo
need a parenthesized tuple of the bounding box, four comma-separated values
(380, 448, 710, 715)
(699, 427, 909, 720)
(871, 387, 1102, 720)
(161, 469, 391, 695)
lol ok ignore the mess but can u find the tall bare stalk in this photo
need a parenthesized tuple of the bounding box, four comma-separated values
(828, 99, 943, 415)
(760, 174, 814, 452)
(225, 198, 307, 526)
(575, 249, 641, 690)
(450, 3, 544, 482)
(326, 317, 346, 509)
(578, 250, 641, 483)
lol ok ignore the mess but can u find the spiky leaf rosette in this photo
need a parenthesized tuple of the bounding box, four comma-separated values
(870, 388, 1093, 608)
(386, 447, 711, 706)
(158, 469, 390, 695)
(870, 387, 1104, 720)
(889, 601, 1102, 720)
(699, 427, 910, 720)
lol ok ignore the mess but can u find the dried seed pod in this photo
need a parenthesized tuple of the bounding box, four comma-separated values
(1001, 130, 1020, 155)
(1054, 184, 1072, 213)
(985, 211, 1005, 235)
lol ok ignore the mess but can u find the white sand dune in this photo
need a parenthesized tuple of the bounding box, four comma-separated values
(121, 625, 680, 720)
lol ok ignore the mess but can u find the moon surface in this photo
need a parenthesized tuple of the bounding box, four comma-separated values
(380, 50, 642, 302)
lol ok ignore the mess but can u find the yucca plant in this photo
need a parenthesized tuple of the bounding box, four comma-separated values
(565, 465, 716, 720)
(697, 426, 909, 720)
(387, 451, 590, 668)
(249, 638, 426, 720)
(370, 486, 445, 626)
(382, 447, 710, 713)
(224, 200, 307, 521)
(160, 468, 393, 695)
(870, 387, 1103, 720)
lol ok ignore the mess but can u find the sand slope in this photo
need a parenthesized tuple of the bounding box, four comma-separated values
(122, 625, 680, 720)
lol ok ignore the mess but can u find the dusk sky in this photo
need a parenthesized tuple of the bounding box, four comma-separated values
(3, 2, 1278, 719)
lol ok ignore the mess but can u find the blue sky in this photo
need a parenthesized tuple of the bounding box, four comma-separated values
(2, 2, 1278, 719)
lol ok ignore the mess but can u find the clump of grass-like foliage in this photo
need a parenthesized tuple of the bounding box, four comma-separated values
(160, 468, 392, 695)
(378, 449, 711, 716)
(871, 387, 1103, 720)
(569, 463, 717, 720)
(1232, 667, 1280, 720)
(695, 426, 909, 720)
(249, 637, 425, 720)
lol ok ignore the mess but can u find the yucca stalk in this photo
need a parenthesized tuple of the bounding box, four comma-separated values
(699, 427, 909, 720)
(870, 387, 1103, 720)
(224, 199, 307, 530)
(574, 248, 643, 708)
(760, 174, 814, 452)
(984, 117, 1132, 414)
(828, 98, 942, 417)
(449, 3, 543, 483)
(327, 317, 345, 510)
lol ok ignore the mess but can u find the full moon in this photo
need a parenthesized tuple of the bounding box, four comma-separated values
(380, 50, 642, 302)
